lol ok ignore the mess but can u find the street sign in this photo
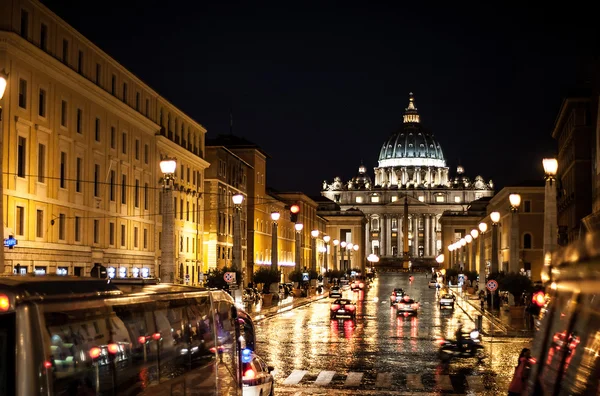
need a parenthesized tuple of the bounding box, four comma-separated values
(458, 274, 465, 286)
(486, 279, 498, 292)
(224, 272, 236, 283)
(185, 274, 190, 284)
(302, 272, 309, 281)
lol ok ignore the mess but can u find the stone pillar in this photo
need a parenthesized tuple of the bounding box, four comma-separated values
(431, 215, 437, 256)
(402, 168, 408, 185)
(427, 167, 432, 186)
(415, 167, 421, 185)
(510, 211, 520, 273)
(412, 215, 419, 256)
(365, 215, 371, 254)
(397, 216, 403, 255)
(380, 214, 386, 257)
(543, 176, 558, 266)
(424, 214, 430, 256)
(386, 216, 392, 256)
(437, 168, 442, 186)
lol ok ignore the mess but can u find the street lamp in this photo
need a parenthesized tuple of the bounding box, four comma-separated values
(231, 193, 244, 292)
(367, 253, 379, 274)
(465, 235, 473, 271)
(490, 211, 500, 274)
(436, 254, 444, 264)
(470, 229, 479, 275)
(0, 70, 8, 274)
(543, 158, 558, 282)
(333, 239, 339, 271)
(323, 235, 331, 272)
(311, 230, 319, 272)
(294, 223, 303, 271)
(340, 241, 347, 272)
(478, 222, 488, 291)
(509, 194, 521, 273)
(159, 157, 177, 283)
(270, 211, 280, 271)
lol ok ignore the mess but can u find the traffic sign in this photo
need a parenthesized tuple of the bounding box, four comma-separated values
(302, 272, 309, 281)
(224, 272, 236, 283)
(486, 279, 498, 292)
(185, 274, 190, 284)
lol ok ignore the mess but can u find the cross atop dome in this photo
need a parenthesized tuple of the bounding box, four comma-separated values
(403, 92, 420, 124)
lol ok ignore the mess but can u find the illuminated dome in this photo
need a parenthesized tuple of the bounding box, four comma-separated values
(378, 93, 445, 169)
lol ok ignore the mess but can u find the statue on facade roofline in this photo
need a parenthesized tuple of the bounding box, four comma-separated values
(332, 177, 343, 191)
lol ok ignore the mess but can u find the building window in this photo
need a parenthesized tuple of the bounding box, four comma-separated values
(76, 109, 83, 134)
(144, 183, 149, 210)
(18, 79, 27, 108)
(94, 164, 100, 197)
(174, 197, 177, 219)
(454, 196, 461, 203)
(144, 144, 149, 164)
(186, 202, 190, 221)
(111, 74, 116, 95)
(143, 228, 148, 249)
(37, 144, 45, 183)
(110, 170, 116, 201)
(436, 195, 445, 203)
(135, 139, 140, 160)
(524, 200, 532, 213)
(40, 23, 48, 50)
(36, 209, 43, 238)
(58, 213, 66, 240)
(120, 224, 126, 247)
(134, 227, 138, 248)
(38, 89, 46, 117)
(390, 196, 397, 202)
(371, 196, 380, 203)
(76, 157, 82, 192)
(121, 174, 127, 204)
(95, 118, 100, 141)
(60, 152, 67, 188)
(77, 50, 83, 74)
(61, 100, 67, 127)
(180, 199, 184, 220)
(16, 206, 24, 236)
(17, 137, 26, 178)
(62, 39, 69, 64)
(122, 83, 128, 103)
(134, 179, 139, 208)
(95, 63, 101, 85)
(110, 127, 116, 149)
(122, 132, 127, 154)
(93, 220, 99, 244)
(109, 222, 115, 246)
(355, 196, 363, 203)
(418, 196, 425, 202)
(523, 233, 532, 249)
(135, 92, 140, 111)
(20, 9, 29, 38)
(74, 216, 81, 242)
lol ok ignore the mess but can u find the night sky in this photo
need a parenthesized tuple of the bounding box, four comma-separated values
(42, 1, 599, 196)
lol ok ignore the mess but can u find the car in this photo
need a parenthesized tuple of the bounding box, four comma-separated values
(428, 279, 438, 288)
(390, 288, 405, 306)
(396, 296, 419, 315)
(439, 293, 455, 309)
(242, 348, 275, 396)
(330, 298, 357, 319)
(329, 286, 342, 298)
(350, 279, 366, 291)
(339, 279, 351, 291)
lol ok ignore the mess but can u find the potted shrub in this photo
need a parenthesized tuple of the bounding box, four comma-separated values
(499, 272, 532, 318)
(254, 268, 280, 305)
(288, 270, 304, 295)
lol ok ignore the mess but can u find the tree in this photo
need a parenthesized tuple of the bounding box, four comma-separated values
(253, 268, 280, 294)
(288, 270, 303, 283)
(326, 269, 343, 279)
(205, 266, 241, 290)
(498, 272, 533, 306)
(445, 268, 458, 281)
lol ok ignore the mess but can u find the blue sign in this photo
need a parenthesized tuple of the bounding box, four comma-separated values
(458, 274, 465, 287)
(302, 272, 309, 281)
(3, 236, 17, 249)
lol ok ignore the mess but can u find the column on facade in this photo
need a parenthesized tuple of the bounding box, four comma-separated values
(412, 214, 419, 256)
(415, 167, 421, 185)
(380, 214, 386, 257)
(426, 167, 432, 186)
(424, 214, 430, 256)
(430, 215, 437, 256)
(402, 168, 408, 185)
(397, 216, 403, 255)
(365, 215, 371, 255)
(386, 216, 392, 256)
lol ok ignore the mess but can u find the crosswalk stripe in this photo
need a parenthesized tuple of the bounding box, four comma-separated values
(375, 372, 392, 388)
(283, 370, 307, 385)
(344, 372, 363, 387)
(466, 375, 485, 392)
(314, 370, 336, 385)
(405, 373, 424, 389)
(436, 374, 453, 391)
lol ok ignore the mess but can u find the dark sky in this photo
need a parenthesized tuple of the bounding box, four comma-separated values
(42, 0, 599, 195)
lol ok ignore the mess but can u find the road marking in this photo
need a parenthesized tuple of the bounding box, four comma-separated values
(405, 373, 424, 389)
(344, 372, 363, 386)
(466, 375, 485, 392)
(283, 370, 307, 385)
(314, 370, 336, 385)
(436, 374, 453, 391)
(375, 372, 392, 388)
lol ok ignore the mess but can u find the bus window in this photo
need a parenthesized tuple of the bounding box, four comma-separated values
(0, 312, 15, 396)
(213, 298, 239, 394)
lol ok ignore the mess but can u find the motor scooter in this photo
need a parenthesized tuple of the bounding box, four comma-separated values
(437, 329, 485, 362)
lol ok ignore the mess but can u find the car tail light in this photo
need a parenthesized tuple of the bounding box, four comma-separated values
(331, 304, 340, 311)
(107, 343, 119, 354)
(346, 305, 355, 311)
(138, 336, 147, 344)
(392, 292, 396, 296)
(44, 360, 53, 369)
(243, 368, 256, 380)
(436, 338, 446, 345)
(403, 312, 409, 317)
(89, 347, 102, 359)
(210, 346, 224, 353)
(0, 294, 10, 312)
(152, 332, 161, 341)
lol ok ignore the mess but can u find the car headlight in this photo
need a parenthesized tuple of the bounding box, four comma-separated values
(470, 330, 479, 340)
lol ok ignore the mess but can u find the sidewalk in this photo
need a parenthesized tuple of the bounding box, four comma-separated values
(455, 290, 534, 337)
(243, 291, 328, 323)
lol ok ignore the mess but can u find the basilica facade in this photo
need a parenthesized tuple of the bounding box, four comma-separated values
(321, 94, 495, 265)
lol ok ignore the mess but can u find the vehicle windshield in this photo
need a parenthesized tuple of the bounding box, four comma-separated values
(334, 299, 352, 305)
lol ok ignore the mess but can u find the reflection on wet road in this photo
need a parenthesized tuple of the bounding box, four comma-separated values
(255, 271, 532, 394)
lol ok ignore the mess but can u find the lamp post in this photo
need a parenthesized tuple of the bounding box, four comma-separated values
(465, 235, 473, 271)
(543, 158, 558, 282)
(311, 230, 319, 272)
(478, 222, 488, 292)
(232, 194, 244, 289)
(333, 239, 339, 271)
(340, 241, 347, 273)
(294, 223, 303, 271)
(509, 194, 521, 273)
(347, 243, 354, 272)
(323, 235, 330, 272)
(490, 211, 500, 274)
(459, 238, 466, 271)
(160, 158, 177, 283)
(470, 229, 479, 275)
(353, 244, 360, 273)
(0, 70, 8, 274)
(270, 211, 280, 271)
(448, 244, 454, 268)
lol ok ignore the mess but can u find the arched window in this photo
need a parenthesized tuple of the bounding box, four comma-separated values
(523, 233, 532, 249)
(372, 217, 379, 230)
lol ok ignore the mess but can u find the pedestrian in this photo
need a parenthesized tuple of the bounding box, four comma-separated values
(508, 348, 531, 395)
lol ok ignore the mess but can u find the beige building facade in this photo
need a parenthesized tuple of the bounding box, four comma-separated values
(0, 0, 209, 281)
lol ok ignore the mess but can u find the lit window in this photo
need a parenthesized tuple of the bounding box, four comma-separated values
(436, 195, 445, 202)
(418, 196, 425, 202)
(454, 196, 461, 203)
(371, 196, 379, 203)
(356, 196, 363, 203)
(391, 196, 398, 202)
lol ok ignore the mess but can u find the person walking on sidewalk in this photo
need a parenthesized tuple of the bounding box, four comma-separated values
(508, 348, 531, 395)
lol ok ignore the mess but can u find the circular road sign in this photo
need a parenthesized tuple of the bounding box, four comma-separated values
(486, 279, 498, 292)
(224, 272, 235, 283)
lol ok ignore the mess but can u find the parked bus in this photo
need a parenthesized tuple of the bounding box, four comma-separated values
(0, 276, 256, 396)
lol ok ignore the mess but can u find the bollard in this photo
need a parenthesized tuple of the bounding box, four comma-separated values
(477, 315, 483, 331)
